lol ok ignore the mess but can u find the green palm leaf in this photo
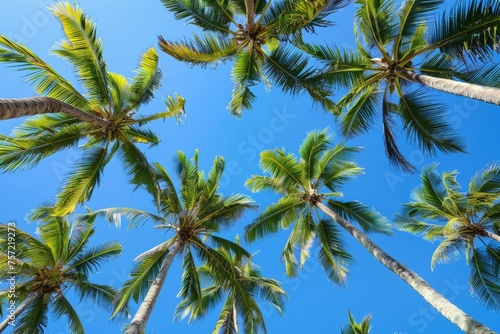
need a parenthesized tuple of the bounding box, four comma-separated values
(50, 2, 111, 105)
(13, 294, 49, 334)
(316, 218, 353, 284)
(469, 246, 500, 310)
(52, 294, 85, 334)
(54, 145, 109, 215)
(0, 35, 88, 109)
(127, 47, 162, 111)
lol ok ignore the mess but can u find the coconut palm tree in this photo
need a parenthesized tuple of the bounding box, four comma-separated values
(341, 311, 372, 334)
(299, 0, 500, 172)
(82, 150, 256, 334)
(174, 237, 286, 334)
(395, 163, 500, 311)
(158, 0, 347, 115)
(244, 128, 495, 333)
(0, 206, 122, 333)
(0, 2, 185, 216)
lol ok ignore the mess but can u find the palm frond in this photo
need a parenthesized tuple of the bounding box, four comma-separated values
(429, 0, 500, 62)
(68, 242, 122, 274)
(258, 148, 305, 191)
(158, 33, 239, 66)
(118, 134, 161, 207)
(50, 2, 111, 105)
(430, 236, 466, 269)
(327, 200, 392, 235)
(393, 213, 445, 241)
(112, 243, 169, 317)
(0, 124, 88, 172)
(72, 278, 118, 312)
(396, 87, 465, 156)
(396, 0, 443, 42)
(127, 47, 162, 111)
(54, 145, 109, 215)
(0, 35, 88, 109)
(13, 294, 49, 334)
(354, 0, 398, 52)
(161, 0, 234, 34)
(339, 84, 381, 138)
(263, 45, 335, 112)
(469, 246, 500, 310)
(245, 197, 306, 242)
(299, 129, 331, 182)
(52, 294, 85, 334)
(316, 218, 353, 285)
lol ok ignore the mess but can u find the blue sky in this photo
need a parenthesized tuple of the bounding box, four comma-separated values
(0, 1, 499, 333)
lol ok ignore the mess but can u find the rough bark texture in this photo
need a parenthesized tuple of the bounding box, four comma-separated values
(0, 97, 109, 127)
(0, 290, 43, 332)
(315, 202, 496, 334)
(125, 240, 181, 334)
(399, 70, 500, 106)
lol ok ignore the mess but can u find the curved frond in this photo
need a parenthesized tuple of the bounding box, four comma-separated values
(0, 36, 89, 109)
(158, 34, 239, 66)
(50, 2, 111, 105)
(245, 197, 306, 243)
(52, 295, 85, 334)
(127, 47, 162, 111)
(327, 200, 392, 235)
(316, 218, 353, 285)
(469, 245, 500, 310)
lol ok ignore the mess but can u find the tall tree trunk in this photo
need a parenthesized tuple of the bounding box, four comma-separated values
(232, 300, 239, 333)
(0, 97, 110, 127)
(315, 201, 496, 334)
(0, 290, 43, 332)
(126, 240, 181, 334)
(399, 70, 500, 106)
(245, 0, 255, 33)
(485, 231, 500, 243)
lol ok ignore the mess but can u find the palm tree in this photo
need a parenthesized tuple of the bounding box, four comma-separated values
(0, 206, 122, 333)
(0, 2, 185, 215)
(341, 311, 372, 334)
(299, 0, 500, 172)
(83, 150, 256, 334)
(244, 128, 495, 333)
(158, 0, 347, 115)
(174, 237, 286, 333)
(395, 163, 500, 311)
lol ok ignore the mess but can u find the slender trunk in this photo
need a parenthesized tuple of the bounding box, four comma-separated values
(0, 97, 110, 127)
(485, 231, 500, 243)
(399, 70, 500, 106)
(125, 240, 182, 334)
(315, 201, 496, 334)
(232, 301, 239, 333)
(0, 290, 43, 332)
(245, 0, 255, 33)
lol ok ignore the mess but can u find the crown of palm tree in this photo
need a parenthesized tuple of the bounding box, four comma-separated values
(341, 310, 372, 334)
(0, 206, 122, 333)
(298, 0, 500, 172)
(245, 128, 391, 283)
(0, 2, 186, 216)
(81, 150, 256, 333)
(395, 162, 500, 310)
(158, 0, 350, 115)
(174, 237, 286, 334)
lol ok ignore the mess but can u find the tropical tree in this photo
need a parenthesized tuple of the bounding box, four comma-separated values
(174, 237, 286, 334)
(0, 2, 185, 215)
(0, 206, 122, 333)
(299, 0, 500, 172)
(245, 128, 495, 333)
(340, 311, 372, 334)
(82, 150, 256, 334)
(395, 163, 500, 311)
(158, 0, 346, 115)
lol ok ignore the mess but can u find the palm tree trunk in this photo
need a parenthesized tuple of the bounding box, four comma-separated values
(125, 240, 181, 334)
(485, 231, 500, 243)
(245, 0, 255, 33)
(232, 300, 239, 333)
(0, 97, 110, 127)
(399, 69, 500, 106)
(0, 290, 43, 332)
(315, 201, 496, 334)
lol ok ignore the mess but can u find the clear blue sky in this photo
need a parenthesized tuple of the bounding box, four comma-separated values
(0, 1, 499, 333)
